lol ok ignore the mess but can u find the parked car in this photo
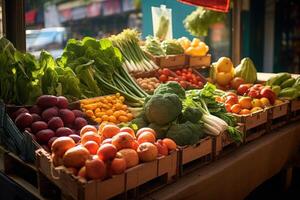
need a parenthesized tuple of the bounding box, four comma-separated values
(27, 27, 70, 58)
(26, 29, 40, 51)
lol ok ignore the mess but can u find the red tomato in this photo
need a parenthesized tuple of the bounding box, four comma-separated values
(179, 81, 187, 89)
(188, 68, 193, 73)
(159, 74, 168, 82)
(162, 68, 171, 76)
(168, 77, 174, 81)
(176, 70, 181, 76)
(196, 76, 201, 81)
(182, 69, 187, 73)
(182, 72, 187, 76)
(186, 73, 192, 79)
(237, 84, 251, 95)
(181, 75, 187, 81)
(174, 78, 179, 82)
(198, 82, 204, 88)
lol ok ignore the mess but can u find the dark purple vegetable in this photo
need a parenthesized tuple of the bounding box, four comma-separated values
(48, 117, 64, 131)
(36, 129, 55, 144)
(42, 107, 58, 122)
(69, 134, 81, 143)
(31, 114, 42, 122)
(48, 137, 58, 150)
(55, 127, 74, 137)
(29, 105, 41, 115)
(15, 113, 33, 129)
(11, 108, 29, 120)
(31, 121, 48, 134)
(72, 109, 84, 118)
(59, 109, 75, 124)
(74, 117, 87, 130)
(57, 96, 69, 109)
(36, 95, 58, 108)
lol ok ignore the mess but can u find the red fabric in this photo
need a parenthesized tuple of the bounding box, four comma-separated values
(178, 0, 230, 12)
(25, 9, 37, 24)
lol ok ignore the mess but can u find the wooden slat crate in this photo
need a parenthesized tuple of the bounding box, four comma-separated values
(155, 54, 187, 68)
(290, 99, 300, 121)
(36, 148, 179, 200)
(234, 110, 268, 143)
(178, 137, 212, 176)
(187, 54, 211, 68)
(267, 101, 289, 130)
(0, 146, 59, 200)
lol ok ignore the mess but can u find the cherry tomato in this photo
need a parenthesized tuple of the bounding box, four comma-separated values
(176, 70, 181, 76)
(186, 73, 192, 79)
(182, 69, 187, 73)
(168, 77, 174, 81)
(179, 81, 187, 89)
(181, 75, 187, 81)
(159, 74, 168, 82)
(196, 76, 201, 81)
(198, 81, 204, 88)
(174, 78, 179, 82)
(188, 68, 193, 73)
(162, 68, 171, 76)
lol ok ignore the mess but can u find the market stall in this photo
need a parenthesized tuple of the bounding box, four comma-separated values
(1, 0, 300, 200)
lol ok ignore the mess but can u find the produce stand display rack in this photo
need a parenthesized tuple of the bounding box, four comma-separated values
(290, 100, 300, 121)
(267, 101, 289, 130)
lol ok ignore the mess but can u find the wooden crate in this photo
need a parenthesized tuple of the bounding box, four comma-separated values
(36, 149, 125, 200)
(155, 54, 187, 68)
(290, 99, 300, 121)
(187, 54, 211, 68)
(178, 137, 212, 176)
(0, 146, 59, 199)
(267, 101, 289, 130)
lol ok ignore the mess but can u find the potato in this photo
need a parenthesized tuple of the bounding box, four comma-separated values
(29, 105, 41, 115)
(63, 146, 90, 168)
(48, 117, 64, 131)
(31, 113, 41, 122)
(57, 96, 69, 109)
(56, 127, 74, 137)
(69, 134, 81, 143)
(51, 136, 75, 157)
(15, 113, 33, 129)
(59, 109, 75, 124)
(42, 107, 58, 122)
(72, 110, 84, 118)
(11, 108, 29, 120)
(31, 121, 48, 134)
(36, 95, 58, 109)
(74, 117, 88, 130)
(36, 129, 55, 144)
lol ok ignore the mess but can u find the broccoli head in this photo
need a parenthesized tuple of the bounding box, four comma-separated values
(148, 123, 171, 139)
(165, 121, 204, 146)
(182, 107, 203, 123)
(144, 93, 182, 125)
(154, 81, 186, 99)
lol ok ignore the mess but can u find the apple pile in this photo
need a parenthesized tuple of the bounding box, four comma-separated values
(50, 124, 177, 181)
(11, 95, 87, 150)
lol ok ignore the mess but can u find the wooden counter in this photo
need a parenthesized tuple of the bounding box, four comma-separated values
(145, 121, 300, 200)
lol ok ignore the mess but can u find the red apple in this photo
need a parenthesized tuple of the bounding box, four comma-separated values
(237, 84, 252, 95)
(97, 143, 117, 161)
(85, 158, 106, 180)
(260, 88, 276, 105)
(155, 140, 168, 156)
(111, 152, 126, 175)
(137, 142, 158, 162)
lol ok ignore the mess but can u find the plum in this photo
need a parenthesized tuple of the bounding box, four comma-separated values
(59, 109, 75, 124)
(15, 113, 33, 129)
(36, 129, 55, 144)
(55, 127, 74, 137)
(24, 127, 32, 133)
(31, 121, 48, 134)
(72, 109, 84, 118)
(36, 95, 58, 109)
(29, 105, 41, 115)
(11, 108, 29, 120)
(69, 134, 81, 143)
(48, 137, 58, 150)
(57, 96, 69, 109)
(74, 117, 87, 130)
(48, 117, 64, 131)
(42, 107, 58, 122)
(31, 114, 42, 122)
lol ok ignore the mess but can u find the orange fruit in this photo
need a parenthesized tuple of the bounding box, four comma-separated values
(101, 124, 120, 139)
(81, 131, 102, 145)
(162, 138, 177, 151)
(137, 131, 156, 144)
(239, 109, 251, 115)
(83, 141, 99, 155)
(80, 125, 97, 136)
(231, 104, 242, 114)
(238, 97, 253, 109)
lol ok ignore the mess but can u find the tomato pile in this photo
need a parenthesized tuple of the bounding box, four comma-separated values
(158, 68, 204, 89)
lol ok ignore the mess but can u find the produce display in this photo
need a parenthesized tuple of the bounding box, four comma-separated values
(158, 68, 204, 89)
(50, 124, 177, 180)
(178, 37, 209, 57)
(10, 95, 86, 150)
(80, 94, 133, 124)
(266, 73, 300, 99)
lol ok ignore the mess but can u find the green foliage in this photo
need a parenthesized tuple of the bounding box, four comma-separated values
(183, 7, 226, 37)
(161, 39, 184, 55)
(154, 81, 186, 99)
